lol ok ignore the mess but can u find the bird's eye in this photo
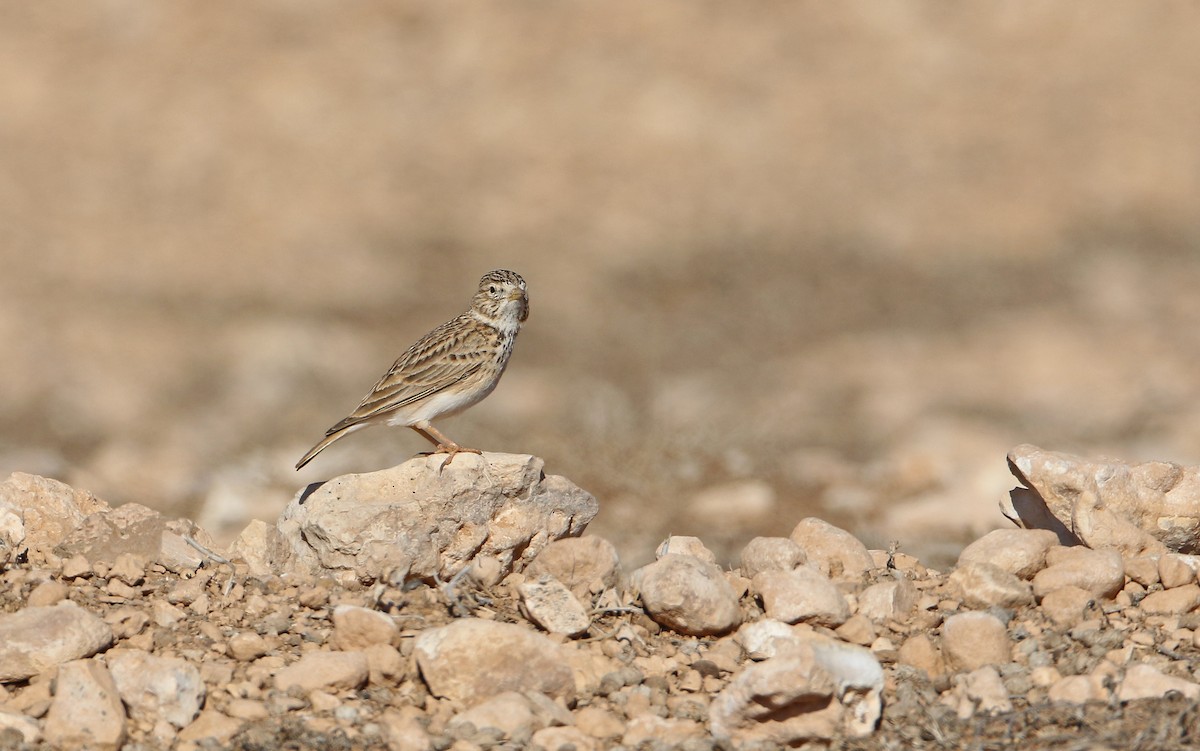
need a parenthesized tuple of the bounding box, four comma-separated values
(489, 285, 497, 294)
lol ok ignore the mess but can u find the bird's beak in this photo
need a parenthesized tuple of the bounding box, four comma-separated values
(507, 290, 525, 301)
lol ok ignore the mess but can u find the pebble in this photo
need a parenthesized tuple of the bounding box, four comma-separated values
(898, 634, 945, 678)
(633, 554, 742, 636)
(518, 576, 591, 636)
(1138, 583, 1200, 615)
(448, 691, 536, 740)
(525, 536, 621, 599)
(0, 602, 114, 682)
(738, 536, 806, 578)
(752, 567, 850, 627)
(107, 648, 205, 729)
(941, 612, 1010, 671)
(274, 651, 369, 692)
(655, 535, 718, 564)
(1047, 674, 1108, 704)
(1038, 586, 1095, 628)
(0, 710, 41, 743)
(857, 579, 918, 622)
(1117, 663, 1200, 702)
(789, 518, 875, 579)
(331, 605, 401, 649)
(1158, 554, 1199, 589)
(948, 562, 1033, 610)
(1031, 547, 1124, 600)
(26, 579, 69, 607)
(42, 659, 127, 750)
(413, 619, 575, 703)
(956, 529, 1058, 579)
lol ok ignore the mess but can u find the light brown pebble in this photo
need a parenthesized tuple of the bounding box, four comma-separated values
(274, 651, 369, 693)
(1158, 555, 1199, 589)
(957, 529, 1059, 579)
(752, 567, 849, 628)
(26, 580, 69, 607)
(574, 706, 625, 740)
(834, 614, 876, 647)
(1032, 548, 1124, 601)
(1048, 674, 1108, 705)
(532, 726, 598, 751)
(1039, 586, 1094, 628)
(948, 562, 1033, 610)
(364, 643, 405, 685)
(941, 612, 1009, 672)
(224, 698, 269, 721)
(1117, 663, 1200, 702)
(898, 634, 945, 678)
(738, 537, 806, 579)
(228, 632, 270, 662)
(332, 605, 401, 650)
(42, 659, 126, 750)
(789, 518, 874, 580)
(1138, 583, 1200, 615)
(108, 553, 147, 586)
(60, 555, 90, 579)
(633, 555, 742, 637)
(1124, 556, 1160, 587)
(177, 710, 243, 745)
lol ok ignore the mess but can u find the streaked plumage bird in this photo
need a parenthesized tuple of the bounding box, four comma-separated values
(296, 270, 529, 470)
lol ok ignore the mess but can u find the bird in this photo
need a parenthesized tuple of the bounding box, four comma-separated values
(296, 269, 529, 471)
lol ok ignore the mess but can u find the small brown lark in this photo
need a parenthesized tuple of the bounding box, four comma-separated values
(296, 269, 529, 470)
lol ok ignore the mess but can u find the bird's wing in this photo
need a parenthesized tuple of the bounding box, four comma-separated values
(323, 316, 492, 434)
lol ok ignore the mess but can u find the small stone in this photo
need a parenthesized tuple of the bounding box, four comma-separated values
(633, 554, 742, 636)
(61, 554, 91, 579)
(1039, 586, 1095, 628)
(152, 600, 187, 629)
(948, 562, 1034, 610)
(1048, 674, 1108, 704)
(104, 607, 150, 639)
(655, 535, 717, 564)
(574, 706, 625, 740)
(856, 580, 918, 622)
(108, 553, 146, 586)
(532, 726, 598, 751)
(525, 536, 620, 599)
(0, 710, 40, 743)
(274, 651, 369, 693)
(1138, 583, 1200, 615)
(414, 618, 575, 704)
(752, 567, 850, 628)
(331, 605, 400, 650)
(26, 580, 69, 607)
(449, 691, 535, 740)
(622, 716, 706, 747)
(228, 632, 270, 662)
(1032, 547, 1124, 601)
(363, 643, 404, 685)
(379, 709, 432, 751)
(738, 537, 806, 578)
(225, 699, 269, 721)
(1158, 554, 1199, 589)
(42, 659, 126, 750)
(735, 619, 802, 661)
(0, 602, 114, 682)
(177, 710, 243, 744)
(898, 634, 945, 678)
(945, 666, 1012, 719)
(957, 529, 1059, 579)
(710, 638, 883, 745)
(941, 612, 1009, 672)
(789, 518, 874, 580)
(834, 614, 877, 647)
(1124, 555, 1160, 586)
(1117, 663, 1200, 702)
(518, 576, 591, 636)
(106, 648, 205, 729)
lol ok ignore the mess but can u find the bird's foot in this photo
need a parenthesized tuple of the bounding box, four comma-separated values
(422, 444, 483, 471)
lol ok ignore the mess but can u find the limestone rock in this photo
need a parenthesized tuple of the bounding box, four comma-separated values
(331, 605, 401, 650)
(1002, 444, 1200, 556)
(1048, 674, 1108, 704)
(789, 518, 875, 580)
(0, 473, 107, 558)
(106, 648, 204, 729)
(898, 634, 945, 678)
(275, 453, 598, 583)
(524, 536, 620, 600)
(710, 636, 883, 745)
(1031, 547, 1124, 600)
(1158, 554, 1200, 589)
(941, 612, 1009, 671)
(42, 659, 127, 750)
(0, 501, 24, 567)
(655, 535, 717, 564)
(735, 619, 803, 661)
(752, 567, 850, 627)
(177, 710, 244, 745)
(948, 562, 1034, 610)
(1117, 663, 1200, 702)
(518, 576, 591, 636)
(0, 602, 114, 683)
(857, 579, 918, 622)
(943, 666, 1012, 719)
(274, 651, 369, 693)
(0, 710, 40, 744)
(448, 691, 536, 740)
(1138, 583, 1200, 615)
(1039, 586, 1095, 628)
(532, 726, 598, 751)
(414, 619, 575, 703)
(739, 536, 806, 578)
(956, 528, 1059, 579)
(632, 554, 742, 636)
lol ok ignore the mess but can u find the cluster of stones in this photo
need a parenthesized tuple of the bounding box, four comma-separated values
(3, 449, 1200, 749)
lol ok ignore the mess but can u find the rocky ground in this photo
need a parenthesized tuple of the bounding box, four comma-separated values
(4, 450, 1200, 750)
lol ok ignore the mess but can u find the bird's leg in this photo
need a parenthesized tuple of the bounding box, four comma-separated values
(412, 420, 482, 469)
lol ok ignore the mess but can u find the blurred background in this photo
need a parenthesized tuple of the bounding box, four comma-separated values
(4, 2, 1200, 568)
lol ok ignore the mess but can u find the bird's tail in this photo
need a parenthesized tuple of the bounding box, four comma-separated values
(295, 425, 357, 470)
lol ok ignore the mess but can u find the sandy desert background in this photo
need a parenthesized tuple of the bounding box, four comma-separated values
(4, 2, 1200, 568)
